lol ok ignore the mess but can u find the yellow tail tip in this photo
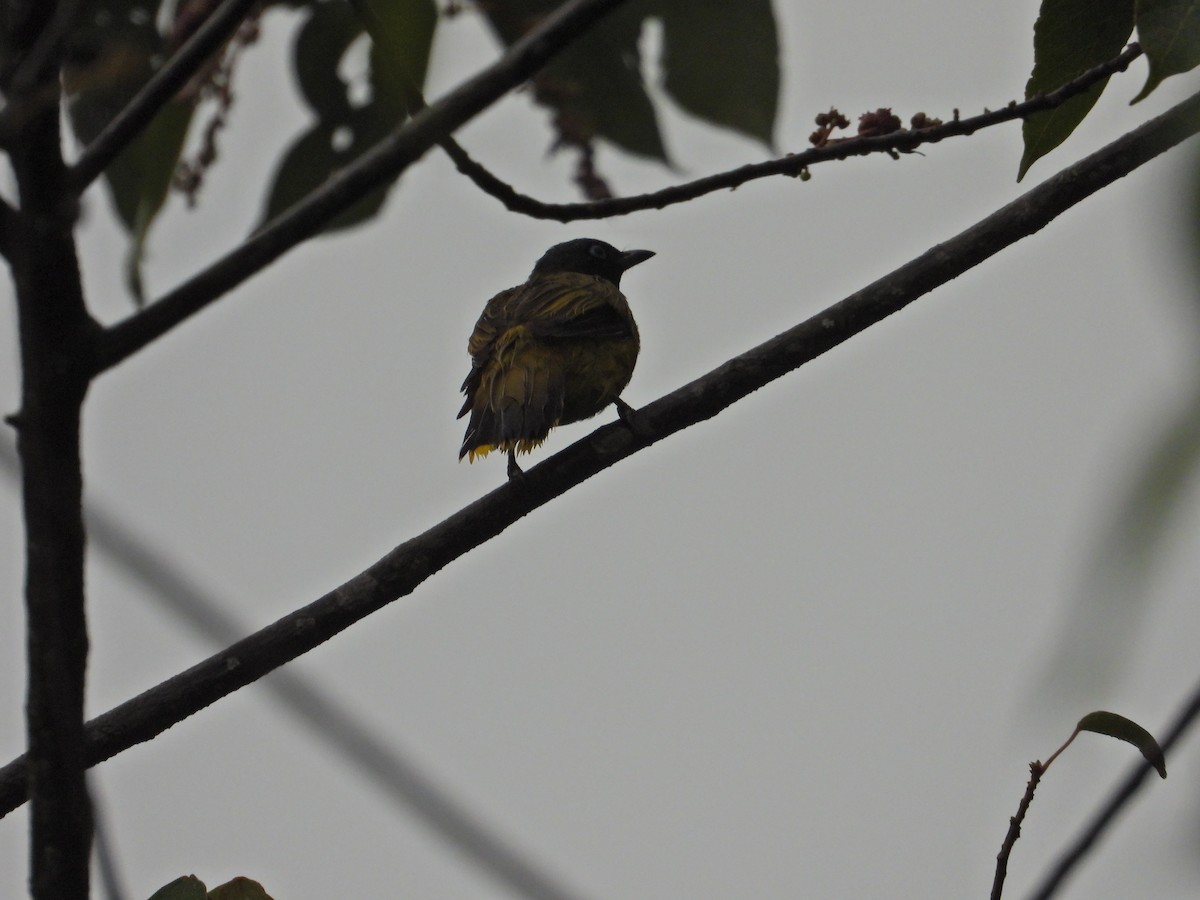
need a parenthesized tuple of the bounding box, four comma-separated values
(464, 445, 496, 463)
(461, 437, 548, 463)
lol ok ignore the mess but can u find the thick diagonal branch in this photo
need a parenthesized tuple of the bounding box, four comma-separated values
(2, 84, 1199, 825)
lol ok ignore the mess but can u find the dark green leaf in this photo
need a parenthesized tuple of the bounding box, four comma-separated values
(545, 5, 666, 159)
(207, 876, 275, 900)
(358, 0, 437, 111)
(1018, 0, 1134, 180)
(147, 875, 207, 900)
(1132, 0, 1200, 102)
(120, 100, 194, 302)
(65, 0, 192, 302)
(263, 0, 435, 233)
(260, 113, 391, 230)
(293, 0, 364, 120)
(479, 1, 781, 161)
(1077, 710, 1167, 778)
(480, 1, 668, 161)
(62, 0, 165, 86)
(653, 0, 778, 148)
(63, 1, 166, 192)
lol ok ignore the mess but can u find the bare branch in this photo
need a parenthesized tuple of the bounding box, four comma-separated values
(991, 762, 1045, 900)
(66, 0, 263, 193)
(90, 0, 634, 377)
(5, 6, 100, 894)
(2, 83, 1198, 822)
(443, 44, 1145, 221)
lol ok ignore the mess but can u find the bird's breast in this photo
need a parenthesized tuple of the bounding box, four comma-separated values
(555, 333, 639, 425)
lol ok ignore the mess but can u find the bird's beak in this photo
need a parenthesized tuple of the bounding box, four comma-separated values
(619, 249, 655, 271)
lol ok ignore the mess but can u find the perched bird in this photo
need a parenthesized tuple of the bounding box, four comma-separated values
(458, 238, 655, 478)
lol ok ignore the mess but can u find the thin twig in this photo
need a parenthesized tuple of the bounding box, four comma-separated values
(992, 723, 1089, 898)
(2, 84, 1198, 822)
(1026, 672, 1200, 900)
(90, 0, 633, 377)
(992, 762, 1045, 900)
(442, 44, 1144, 221)
(67, 0, 263, 193)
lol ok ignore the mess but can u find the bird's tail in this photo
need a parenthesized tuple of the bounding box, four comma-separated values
(459, 329, 564, 461)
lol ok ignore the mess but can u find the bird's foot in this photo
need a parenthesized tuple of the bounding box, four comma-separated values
(506, 449, 525, 481)
(614, 398, 653, 441)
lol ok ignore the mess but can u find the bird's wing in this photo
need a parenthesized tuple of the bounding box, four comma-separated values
(464, 285, 520, 365)
(457, 324, 567, 457)
(496, 272, 635, 342)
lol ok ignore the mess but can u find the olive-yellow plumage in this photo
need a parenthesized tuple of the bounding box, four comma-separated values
(458, 239, 654, 477)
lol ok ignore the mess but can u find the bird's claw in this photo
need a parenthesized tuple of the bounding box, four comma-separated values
(614, 398, 652, 441)
(506, 449, 525, 481)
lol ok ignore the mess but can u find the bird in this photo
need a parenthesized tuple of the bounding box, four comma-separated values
(458, 238, 655, 479)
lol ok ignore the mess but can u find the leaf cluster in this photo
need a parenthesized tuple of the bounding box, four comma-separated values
(149, 875, 273, 900)
(478, 0, 777, 161)
(8, 1, 1198, 896)
(1020, 0, 1200, 178)
(64, 0, 780, 301)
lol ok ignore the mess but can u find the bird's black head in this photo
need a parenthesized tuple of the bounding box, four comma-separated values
(531, 238, 655, 287)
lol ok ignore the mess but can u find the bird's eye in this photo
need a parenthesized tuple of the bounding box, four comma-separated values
(589, 244, 608, 259)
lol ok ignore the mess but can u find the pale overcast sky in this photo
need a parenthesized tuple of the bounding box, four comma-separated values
(3, 2, 1200, 898)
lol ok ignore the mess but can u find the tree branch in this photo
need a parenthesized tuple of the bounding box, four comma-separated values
(66, 0, 262, 193)
(1026, 672, 1200, 900)
(90, 0, 633, 377)
(4, 4, 101, 896)
(442, 44, 1144, 221)
(2, 83, 1198, 821)
(992, 761, 1044, 900)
